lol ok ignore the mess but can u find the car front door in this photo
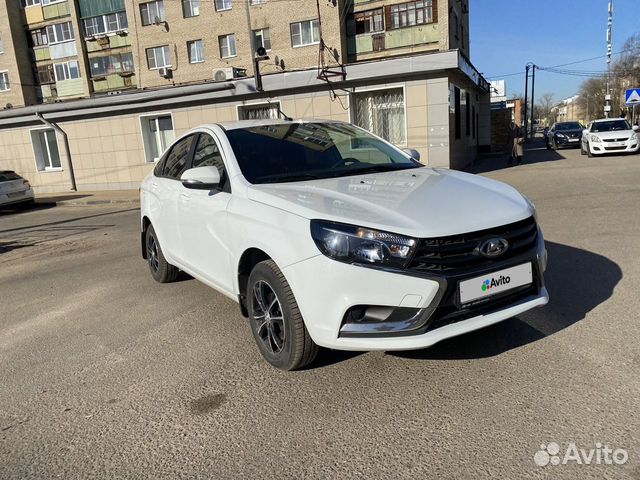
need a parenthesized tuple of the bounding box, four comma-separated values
(154, 134, 197, 264)
(178, 132, 234, 294)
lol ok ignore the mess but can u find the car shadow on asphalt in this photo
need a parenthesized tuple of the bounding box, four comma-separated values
(469, 144, 570, 174)
(0, 202, 56, 216)
(389, 241, 622, 361)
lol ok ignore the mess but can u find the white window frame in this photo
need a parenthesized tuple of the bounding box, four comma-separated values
(53, 60, 80, 81)
(187, 39, 204, 63)
(350, 84, 408, 147)
(0, 71, 9, 91)
(215, 0, 232, 11)
(0, 38, 4, 55)
(30, 127, 63, 172)
(253, 28, 271, 52)
(22, 0, 41, 7)
(140, 0, 165, 26)
(249, 0, 266, 4)
(182, 0, 200, 17)
(146, 45, 171, 70)
(83, 11, 128, 38)
(46, 21, 74, 44)
(290, 19, 320, 48)
(42, 0, 66, 5)
(236, 101, 281, 120)
(218, 34, 236, 58)
(139, 112, 175, 163)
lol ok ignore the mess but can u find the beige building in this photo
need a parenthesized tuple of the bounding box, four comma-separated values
(0, 0, 489, 194)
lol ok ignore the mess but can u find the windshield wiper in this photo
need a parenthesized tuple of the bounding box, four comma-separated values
(259, 174, 323, 184)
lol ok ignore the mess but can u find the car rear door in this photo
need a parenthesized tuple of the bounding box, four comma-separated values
(153, 134, 197, 264)
(177, 131, 234, 294)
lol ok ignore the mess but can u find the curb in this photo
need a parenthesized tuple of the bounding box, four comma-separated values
(36, 198, 140, 207)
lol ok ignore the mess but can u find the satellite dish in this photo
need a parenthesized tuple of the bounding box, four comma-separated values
(274, 55, 279, 66)
(256, 46, 267, 57)
(279, 59, 285, 70)
(4, 103, 12, 109)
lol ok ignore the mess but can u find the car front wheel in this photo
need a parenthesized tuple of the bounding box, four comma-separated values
(248, 260, 319, 370)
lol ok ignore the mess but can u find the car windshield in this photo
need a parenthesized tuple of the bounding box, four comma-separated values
(555, 122, 583, 131)
(0, 171, 21, 182)
(225, 122, 421, 184)
(590, 120, 631, 132)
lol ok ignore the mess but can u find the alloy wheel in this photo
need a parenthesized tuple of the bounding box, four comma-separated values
(147, 234, 159, 273)
(251, 280, 286, 354)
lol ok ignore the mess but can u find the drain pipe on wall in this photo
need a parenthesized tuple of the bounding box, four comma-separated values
(35, 112, 77, 192)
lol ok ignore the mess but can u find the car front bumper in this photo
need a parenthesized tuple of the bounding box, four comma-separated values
(284, 227, 549, 351)
(590, 141, 639, 154)
(554, 136, 582, 147)
(0, 188, 34, 207)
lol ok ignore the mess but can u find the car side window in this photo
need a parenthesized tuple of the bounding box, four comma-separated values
(192, 134, 230, 192)
(163, 135, 195, 180)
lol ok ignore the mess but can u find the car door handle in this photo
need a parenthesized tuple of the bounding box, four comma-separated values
(151, 182, 158, 190)
(180, 193, 190, 202)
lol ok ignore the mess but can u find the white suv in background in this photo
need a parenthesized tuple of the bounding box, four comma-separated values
(140, 120, 549, 370)
(581, 118, 639, 157)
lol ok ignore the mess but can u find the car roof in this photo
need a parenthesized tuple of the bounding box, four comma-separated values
(215, 118, 346, 131)
(0, 170, 16, 174)
(591, 118, 627, 123)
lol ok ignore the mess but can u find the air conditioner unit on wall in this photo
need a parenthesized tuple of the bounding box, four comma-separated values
(212, 67, 246, 82)
(158, 67, 172, 79)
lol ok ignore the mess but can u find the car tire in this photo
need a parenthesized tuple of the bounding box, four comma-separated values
(247, 259, 319, 371)
(586, 142, 594, 158)
(145, 224, 179, 283)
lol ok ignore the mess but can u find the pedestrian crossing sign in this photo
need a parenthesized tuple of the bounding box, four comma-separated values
(625, 89, 640, 105)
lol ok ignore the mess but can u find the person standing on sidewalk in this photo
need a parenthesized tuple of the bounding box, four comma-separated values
(507, 122, 517, 166)
(513, 124, 525, 165)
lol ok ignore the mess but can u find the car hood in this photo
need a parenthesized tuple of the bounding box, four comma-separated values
(247, 167, 533, 238)
(590, 130, 634, 139)
(555, 129, 583, 135)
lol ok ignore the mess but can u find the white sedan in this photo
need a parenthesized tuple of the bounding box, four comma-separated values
(0, 170, 34, 207)
(140, 120, 549, 370)
(581, 118, 639, 157)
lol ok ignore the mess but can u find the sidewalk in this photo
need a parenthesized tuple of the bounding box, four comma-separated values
(35, 189, 140, 206)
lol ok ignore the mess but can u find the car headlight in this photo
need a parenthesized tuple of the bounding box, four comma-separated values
(556, 133, 566, 138)
(630, 132, 638, 142)
(590, 135, 602, 143)
(310, 220, 418, 268)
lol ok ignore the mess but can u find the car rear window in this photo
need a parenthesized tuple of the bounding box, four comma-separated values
(0, 171, 21, 182)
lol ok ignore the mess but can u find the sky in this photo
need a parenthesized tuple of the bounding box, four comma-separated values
(469, 0, 638, 103)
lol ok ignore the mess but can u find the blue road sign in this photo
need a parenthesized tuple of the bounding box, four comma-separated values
(625, 89, 640, 105)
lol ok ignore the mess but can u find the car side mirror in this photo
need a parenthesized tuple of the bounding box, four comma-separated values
(402, 148, 421, 161)
(181, 166, 220, 190)
(633, 125, 639, 132)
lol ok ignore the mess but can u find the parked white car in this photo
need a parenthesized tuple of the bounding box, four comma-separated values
(140, 120, 549, 370)
(581, 118, 639, 157)
(0, 170, 34, 207)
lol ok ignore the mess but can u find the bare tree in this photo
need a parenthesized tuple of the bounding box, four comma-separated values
(535, 93, 555, 126)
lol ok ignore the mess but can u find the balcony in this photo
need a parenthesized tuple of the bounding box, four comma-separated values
(43, 1, 70, 20)
(85, 33, 131, 53)
(348, 23, 440, 58)
(91, 72, 136, 93)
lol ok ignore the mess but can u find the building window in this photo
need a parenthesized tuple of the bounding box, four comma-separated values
(146, 45, 171, 69)
(46, 21, 74, 44)
(83, 12, 128, 37)
(188, 39, 204, 63)
(238, 102, 280, 120)
(454, 86, 461, 139)
(36, 64, 55, 84)
(0, 72, 9, 91)
(30, 28, 48, 47)
(54, 60, 80, 81)
(290, 19, 320, 47)
(0, 38, 4, 54)
(31, 129, 62, 171)
(354, 9, 383, 34)
(465, 91, 470, 136)
(89, 52, 134, 77)
(218, 34, 236, 58)
(249, 0, 266, 4)
(215, 0, 232, 11)
(390, 0, 433, 29)
(23, 0, 41, 6)
(252, 28, 271, 52)
(141, 114, 175, 162)
(182, 0, 200, 17)
(352, 88, 406, 145)
(140, 1, 165, 26)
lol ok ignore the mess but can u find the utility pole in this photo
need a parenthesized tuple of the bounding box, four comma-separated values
(530, 64, 536, 137)
(523, 64, 529, 130)
(605, 0, 613, 118)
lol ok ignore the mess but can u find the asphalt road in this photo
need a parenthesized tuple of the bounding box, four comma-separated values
(1, 145, 639, 479)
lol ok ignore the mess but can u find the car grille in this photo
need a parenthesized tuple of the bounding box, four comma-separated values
(603, 138, 629, 142)
(604, 146, 627, 151)
(406, 216, 538, 276)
